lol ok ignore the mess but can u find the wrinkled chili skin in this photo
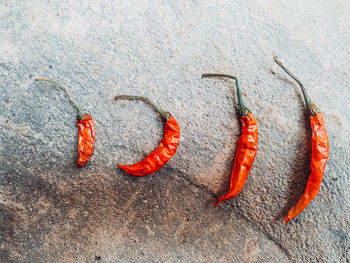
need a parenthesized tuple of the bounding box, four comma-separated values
(283, 112, 329, 223)
(118, 116, 180, 176)
(76, 114, 95, 167)
(214, 113, 259, 207)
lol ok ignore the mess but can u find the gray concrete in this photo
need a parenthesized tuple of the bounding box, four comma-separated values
(1, 0, 349, 262)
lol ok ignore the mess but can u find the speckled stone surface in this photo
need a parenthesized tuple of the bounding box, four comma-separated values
(1, 1, 349, 262)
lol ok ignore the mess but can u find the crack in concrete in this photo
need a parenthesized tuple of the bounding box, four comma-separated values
(167, 166, 292, 260)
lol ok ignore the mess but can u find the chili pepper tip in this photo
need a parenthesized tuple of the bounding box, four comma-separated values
(213, 194, 230, 207)
(213, 200, 221, 207)
(283, 217, 290, 224)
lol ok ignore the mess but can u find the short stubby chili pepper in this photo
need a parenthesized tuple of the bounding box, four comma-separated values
(76, 114, 95, 167)
(115, 95, 180, 176)
(35, 78, 95, 167)
(201, 74, 259, 207)
(273, 56, 329, 224)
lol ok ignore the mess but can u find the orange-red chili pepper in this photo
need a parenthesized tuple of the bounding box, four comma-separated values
(115, 95, 180, 176)
(35, 78, 95, 167)
(76, 114, 95, 167)
(201, 74, 259, 207)
(273, 56, 329, 223)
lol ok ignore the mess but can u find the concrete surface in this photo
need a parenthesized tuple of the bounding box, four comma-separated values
(1, 0, 350, 262)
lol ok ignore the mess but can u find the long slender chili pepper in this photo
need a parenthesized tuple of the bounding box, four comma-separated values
(115, 95, 180, 176)
(273, 56, 329, 223)
(35, 78, 95, 167)
(201, 74, 259, 207)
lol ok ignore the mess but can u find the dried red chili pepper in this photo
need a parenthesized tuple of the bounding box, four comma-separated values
(115, 95, 180, 176)
(35, 78, 95, 167)
(76, 114, 95, 167)
(273, 56, 330, 223)
(201, 74, 259, 207)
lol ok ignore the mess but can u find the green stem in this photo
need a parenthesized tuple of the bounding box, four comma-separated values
(201, 73, 251, 116)
(115, 95, 170, 120)
(273, 55, 319, 116)
(35, 78, 85, 119)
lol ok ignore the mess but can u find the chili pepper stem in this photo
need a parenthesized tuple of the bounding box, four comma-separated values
(35, 78, 85, 120)
(273, 56, 320, 116)
(115, 95, 171, 120)
(201, 74, 251, 116)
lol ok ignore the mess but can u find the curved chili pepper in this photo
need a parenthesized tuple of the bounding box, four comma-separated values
(35, 78, 95, 167)
(201, 74, 259, 207)
(115, 95, 180, 176)
(273, 56, 329, 223)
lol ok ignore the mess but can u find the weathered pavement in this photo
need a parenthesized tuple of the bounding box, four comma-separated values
(1, 1, 349, 262)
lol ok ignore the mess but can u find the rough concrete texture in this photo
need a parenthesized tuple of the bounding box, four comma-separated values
(1, 0, 350, 262)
